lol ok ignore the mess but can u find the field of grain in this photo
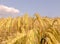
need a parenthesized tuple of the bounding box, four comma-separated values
(0, 13, 60, 44)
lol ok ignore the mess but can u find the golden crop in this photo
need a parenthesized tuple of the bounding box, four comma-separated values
(0, 13, 60, 44)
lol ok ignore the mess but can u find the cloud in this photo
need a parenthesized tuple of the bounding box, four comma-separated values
(0, 5, 20, 17)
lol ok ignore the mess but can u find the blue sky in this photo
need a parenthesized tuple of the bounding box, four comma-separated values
(0, 0, 60, 17)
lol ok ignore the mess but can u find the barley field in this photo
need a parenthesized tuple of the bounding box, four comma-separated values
(0, 13, 60, 44)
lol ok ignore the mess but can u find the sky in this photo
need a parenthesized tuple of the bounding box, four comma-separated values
(0, 0, 60, 17)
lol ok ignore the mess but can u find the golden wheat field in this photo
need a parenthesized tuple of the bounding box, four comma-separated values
(0, 13, 60, 44)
